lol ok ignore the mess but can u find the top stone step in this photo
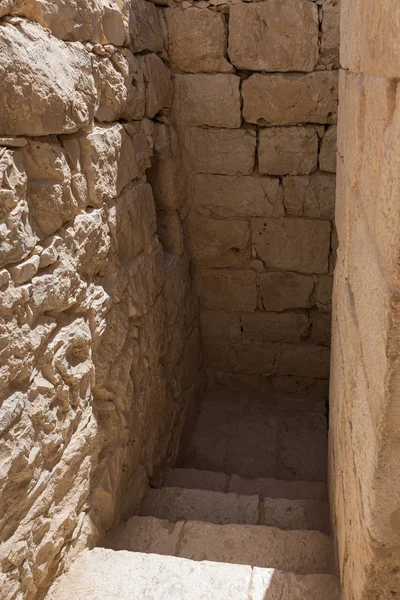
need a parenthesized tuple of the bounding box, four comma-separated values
(163, 468, 327, 500)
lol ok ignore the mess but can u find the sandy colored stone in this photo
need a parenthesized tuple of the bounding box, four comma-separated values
(252, 218, 331, 274)
(195, 269, 257, 312)
(165, 7, 232, 73)
(193, 174, 283, 218)
(283, 173, 336, 220)
(319, 0, 340, 68)
(310, 311, 332, 346)
(240, 312, 309, 344)
(275, 344, 330, 379)
(259, 272, 314, 312)
(228, 1, 318, 72)
(315, 275, 333, 312)
(184, 128, 256, 176)
(9, 255, 40, 284)
(127, 0, 164, 53)
(262, 498, 329, 533)
(200, 310, 241, 342)
(0, 20, 97, 136)
(229, 474, 327, 500)
(203, 342, 276, 376)
(187, 217, 250, 267)
(156, 212, 184, 255)
(138, 54, 173, 119)
(141, 487, 259, 525)
(243, 72, 338, 126)
(173, 74, 241, 128)
(258, 127, 318, 176)
(319, 126, 337, 173)
(251, 568, 339, 600)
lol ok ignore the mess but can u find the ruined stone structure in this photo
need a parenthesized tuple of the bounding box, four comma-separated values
(0, 0, 399, 598)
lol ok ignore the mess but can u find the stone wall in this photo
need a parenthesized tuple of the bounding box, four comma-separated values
(167, 0, 340, 394)
(0, 2, 204, 598)
(329, 0, 400, 597)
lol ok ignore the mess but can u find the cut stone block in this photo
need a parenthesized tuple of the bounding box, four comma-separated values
(259, 272, 314, 312)
(173, 74, 241, 128)
(203, 342, 276, 376)
(163, 468, 229, 492)
(252, 218, 331, 274)
(187, 217, 251, 267)
(127, 0, 164, 53)
(193, 174, 284, 218)
(195, 269, 257, 312)
(262, 498, 330, 533)
(165, 7, 233, 73)
(315, 275, 333, 312)
(251, 568, 340, 600)
(240, 312, 310, 343)
(243, 72, 338, 126)
(200, 310, 242, 343)
(275, 343, 331, 379)
(138, 53, 173, 118)
(310, 311, 332, 347)
(140, 487, 259, 525)
(258, 127, 318, 175)
(229, 473, 327, 500)
(283, 173, 336, 219)
(228, 0, 319, 72)
(185, 128, 256, 175)
(319, 0, 340, 68)
(319, 126, 337, 173)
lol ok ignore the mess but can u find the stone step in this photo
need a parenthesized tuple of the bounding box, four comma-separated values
(112, 516, 334, 575)
(48, 548, 340, 599)
(163, 467, 328, 500)
(140, 486, 330, 532)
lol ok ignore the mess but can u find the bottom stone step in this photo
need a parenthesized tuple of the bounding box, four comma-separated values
(48, 548, 340, 600)
(112, 515, 334, 575)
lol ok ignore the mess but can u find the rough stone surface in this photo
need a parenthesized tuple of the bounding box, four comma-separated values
(243, 73, 338, 126)
(252, 218, 331, 274)
(319, 0, 340, 69)
(259, 273, 314, 312)
(258, 127, 318, 176)
(195, 269, 257, 312)
(165, 7, 232, 73)
(228, 1, 319, 72)
(184, 128, 256, 176)
(283, 173, 336, 220)
(319, 126, 337, 173)
(173, 74, 241, 128)
(187, 217, 251, 268)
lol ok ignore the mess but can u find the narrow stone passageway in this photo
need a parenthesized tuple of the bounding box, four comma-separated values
(48, 385, 339, 599)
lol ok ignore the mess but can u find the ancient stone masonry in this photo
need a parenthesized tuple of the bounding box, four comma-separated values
(0, 2, 205, 598)
(167, 0, 340, 394)
(329, 0, 400, 597)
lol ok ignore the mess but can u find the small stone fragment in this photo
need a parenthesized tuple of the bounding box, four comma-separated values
(9, 255, 40, 285)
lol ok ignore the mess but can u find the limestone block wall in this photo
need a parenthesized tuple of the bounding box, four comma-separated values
(329, 0, 400, 597)
(167, 0, 340, 394)
(0, 2, 204, 598)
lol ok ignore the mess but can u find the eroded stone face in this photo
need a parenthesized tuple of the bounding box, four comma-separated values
(283, 173, 336, 220)
(228, 0, 319, 72)
(258, 127, 318, 176)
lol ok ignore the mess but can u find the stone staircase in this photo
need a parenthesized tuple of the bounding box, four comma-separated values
(48, 390, 340, 598)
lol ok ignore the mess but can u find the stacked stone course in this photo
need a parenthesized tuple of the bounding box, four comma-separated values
(0, 2, 205, 598)
(166, 0, 340, 393)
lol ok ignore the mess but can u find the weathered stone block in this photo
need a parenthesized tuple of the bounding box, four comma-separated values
(204, 342, 276, 375)
(310, 311, 332, 346)
(315, 275, 333, 312)
(128, 0, 164, 53)
(156, 212, 184, 255)
(165, 8, 232, 73)
(138, 54, 173, 119)
(241, 312, 310, 343)
(196, 269, 257, 312)
(252, 218, 331, 273)
(259, 272, 314, 312)
(200, 310, 241, 343)
(320, 0, 340, 68)
(173, 74, 241, 128)
(188, 217, 251, 268)
(185, 128, 256, 176)
(283, 173, 336, 220)
(228, 1, 318, 72)
(193, 174, 284, 218)
(242, 72, 338, 126)
(319, 126, 337, 173)
(258, 127, 318, 176)
(0, 20, 97, 135)
(275, 343, 330, 379)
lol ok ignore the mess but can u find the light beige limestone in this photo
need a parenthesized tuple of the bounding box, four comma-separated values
(259, 272, 314, 312)
(195, 269, 257, 312)
(203, 342, 276, 375)
(140, 487, 259, 525)
(193, 174, 284, 218)
(0, 20, 97, 135)
(252, 218, 331, 274)
(165, 7, 232, 73)
(258, 127, 318, 176)
(262, 498, 329, 533)
(319, 126, 337, 173)
(229, 473, 327, 501)
(319, 0, 340, 68)
(156, 212, 184, 255)
(283, 173, 336, 220)
(173, 74, 241, 128)
(251, 568, 339, 600)
(184, 128, 256, 175)
(243, 72, 338, 126)
(187, 217, 250, 267)
(138, 54, 173, 119)
(228, 1, 319, 72)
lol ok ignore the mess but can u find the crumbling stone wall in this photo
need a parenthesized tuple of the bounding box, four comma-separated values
(0, 2, 204, 598)
(166, 0, 340, 394)
(329, 0, 400, 597)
